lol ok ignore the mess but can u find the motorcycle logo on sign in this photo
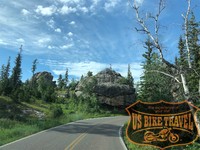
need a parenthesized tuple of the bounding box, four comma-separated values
(126, 100, 200, 150)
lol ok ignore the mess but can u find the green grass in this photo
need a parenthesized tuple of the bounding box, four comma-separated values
(0, 96, 122, 146)
(0, 113, 91, 146)
(21, 102, 48, 113)
(0, 112, 120, 146)
(0, 119, 39, 145)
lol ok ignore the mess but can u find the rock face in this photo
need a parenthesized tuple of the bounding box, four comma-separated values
(75, 68, 136, 107)
(33, 71, 54, 81)
(32, 71, 56, 86)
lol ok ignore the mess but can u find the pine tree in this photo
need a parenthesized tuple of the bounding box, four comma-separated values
(138, 39, 173, 102)
(10, 48, 23, 101)
(186, 12, 200, 97)
(32, 59, 38, 76)
(64, 68, 68, 88)
(87, 71, 93, 77)
(37, 76, 56, 102)
(127, 64, 134, 88)
(10, 51, 22, 91)
(57, 74, 65, 89)
(143, 38, 153, 65)
(0, 57, 11, 95)
(188, 12, 200, 67)
(178, 36, 187, 67)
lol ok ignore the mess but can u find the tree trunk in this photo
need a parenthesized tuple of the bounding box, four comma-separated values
(180, 73, 190, 99)
(199, 79, 200, 95)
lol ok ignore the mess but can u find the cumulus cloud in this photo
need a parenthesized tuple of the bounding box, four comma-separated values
(0, 39, 8, 45)
(67, 32, 73, 37)
(16, 38, 25, 44)
(69, 21, 75, 25)
(43, 60, 143, 81)
(47, 19, 55, 28)
(92, 0, 100, 5)
(104, 0, 120, 12)
(78, 6, 89, 13)
(134, 0, 144, 6)
(60, 43, 74, 49)
(57, 0, 81, 4)
(59, 5, 77, 15)
(55, 28, 61, 33)
(21, 9, 30, 15)
(47, 45, 57, 49)
(90, 0, 100, 13)
(36, 37, 51, 47)
(35, 5, 57, 16)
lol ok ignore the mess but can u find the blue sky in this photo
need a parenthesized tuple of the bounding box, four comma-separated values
(0, 0, 199, 82)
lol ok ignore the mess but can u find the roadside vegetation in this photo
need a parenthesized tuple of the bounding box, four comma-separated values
(0, 52, 125, 146)
(0, 95, 121, 146)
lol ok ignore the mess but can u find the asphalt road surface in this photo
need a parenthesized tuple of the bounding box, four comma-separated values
(0, 116, 129, 150)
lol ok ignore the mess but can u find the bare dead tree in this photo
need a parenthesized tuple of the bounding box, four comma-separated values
(129, 0, 200, 100)
(182, 0, 192, 69)
(181, 0, 200, 96)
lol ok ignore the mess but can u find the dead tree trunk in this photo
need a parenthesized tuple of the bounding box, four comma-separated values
(130, 0, 199, 100)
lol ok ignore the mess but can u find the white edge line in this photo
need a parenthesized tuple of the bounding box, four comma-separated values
(119, 124, 128, 150)
(0, 116, 118, 148)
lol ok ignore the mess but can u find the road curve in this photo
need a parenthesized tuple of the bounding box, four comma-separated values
(0, 116, 128, 150)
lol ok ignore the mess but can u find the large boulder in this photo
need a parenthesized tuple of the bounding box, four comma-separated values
(32, 71, 56, 87)
(33, 71, 53, 81)
(75, 68, 136, 107)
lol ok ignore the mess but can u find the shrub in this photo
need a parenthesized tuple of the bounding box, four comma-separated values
(50, 105, 63, 118)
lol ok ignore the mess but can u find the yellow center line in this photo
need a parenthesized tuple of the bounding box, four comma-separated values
(69, 133, 88, 150)
(64, 117, 122, 150)
(64, 122, 99, 150)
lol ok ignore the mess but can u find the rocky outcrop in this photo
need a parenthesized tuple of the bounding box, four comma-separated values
(75, 68, 136, 107)
(33, 71, 53, 81)
(32, 71, 56, 86)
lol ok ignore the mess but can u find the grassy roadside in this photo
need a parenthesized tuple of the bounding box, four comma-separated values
(122, 122, 200, 150)
(0, 113, 117, 146)
(0, 96, 122, 146)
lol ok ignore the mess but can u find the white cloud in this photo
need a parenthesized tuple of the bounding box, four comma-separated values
(60, 43, 74, 49)
(134, 0, 144, 6)
(92, 0, 100, 5)
(35, 5, 57, 16)
(78, 6, 89, 13)
(48, 45, 53, 49)
(90, 0, 101, 13)
(45, 60, 143, 81)
(67, 32, 73, 37)
(21, 9, 30, 15)
(55, 28, 61, 33)
(59, 5, 77, 15)
(47, 19, 55, 28)
(0, 39, 8, 45)
(47, 45, 57, 49)
(16, 38, 25, 44)
(57, 0, 81, 4)
(69, 21, 76, 25)
(36, 37, 51, 47)
(104, 0, 120, 12)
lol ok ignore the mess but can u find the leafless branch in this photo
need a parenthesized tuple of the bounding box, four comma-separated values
(132, 0, 177, 70)
(155, 0, 165, 39)
(147, 70, 181, 83)
(182, 0, 192, 68)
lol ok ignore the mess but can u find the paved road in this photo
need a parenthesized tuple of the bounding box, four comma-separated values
(0, 116, 128, 150)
